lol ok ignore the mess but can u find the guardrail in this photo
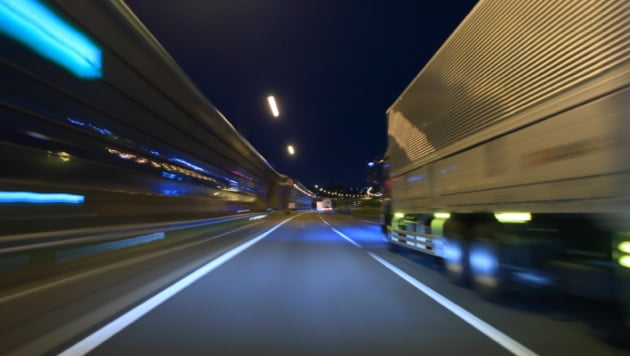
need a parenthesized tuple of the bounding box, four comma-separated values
(0, 212, 268, 255)
(390, 227, 441, 256)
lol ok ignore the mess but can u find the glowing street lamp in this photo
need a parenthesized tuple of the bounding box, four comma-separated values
(267, 95, 279, 117)
(287, 144, 295, 155)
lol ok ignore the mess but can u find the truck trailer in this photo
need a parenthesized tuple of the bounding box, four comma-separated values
(383, 0, 629, 302)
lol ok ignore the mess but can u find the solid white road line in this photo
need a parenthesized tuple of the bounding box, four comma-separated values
(368, 253, 538, 356)
(58, 214, 300, 356)
(360, 219, 379, 225)
(319, 216, 361, 248)
(330, 227, 362, 248)
(324, 220, 538, 356)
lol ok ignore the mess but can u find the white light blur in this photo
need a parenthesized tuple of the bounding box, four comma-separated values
(249, 214, 268, 221)
(494, 212, 531, 223)
(287, 145, 295, 155)
(267, 95, 280, 117)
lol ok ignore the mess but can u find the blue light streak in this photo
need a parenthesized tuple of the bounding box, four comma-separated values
(0, 0, 102, 78)
(67, 117, 113, 136)
(161, 171, 177, 180)
(159, 189, 180, 196)
(407, 174, 426, 182)
(171, 158, 204, 172)
(0, 191, 85, 204)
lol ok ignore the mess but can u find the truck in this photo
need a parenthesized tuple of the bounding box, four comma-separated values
(383, 0, 629, 302)
(317, 199, 333, 212)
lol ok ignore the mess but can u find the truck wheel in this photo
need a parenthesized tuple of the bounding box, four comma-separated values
(469, 240, 504, 300)
(443, 237, 469, 285)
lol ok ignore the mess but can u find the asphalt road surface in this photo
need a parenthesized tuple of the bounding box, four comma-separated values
(1, 212, 628, 355)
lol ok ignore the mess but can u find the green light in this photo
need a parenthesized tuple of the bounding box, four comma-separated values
(494, 212, 531, 223)
(0, 0, 102, 78)
(619, 255, 630, 268)
(618, 242, 630, 254)
(434, 212, 450, 219)
(394, 212, 404, 218)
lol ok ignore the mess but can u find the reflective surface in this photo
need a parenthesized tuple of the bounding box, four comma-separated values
(1, 212, 628, 355)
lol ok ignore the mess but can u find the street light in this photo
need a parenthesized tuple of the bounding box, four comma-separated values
(287, 144, 295, 155)
(267, 95, 279, 117)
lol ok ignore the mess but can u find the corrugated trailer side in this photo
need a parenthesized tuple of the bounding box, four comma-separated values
(384, 0, 630, 302)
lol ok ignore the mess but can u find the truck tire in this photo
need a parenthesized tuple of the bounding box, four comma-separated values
(469, 240, 504, 300)
(443, 237, 469, 285)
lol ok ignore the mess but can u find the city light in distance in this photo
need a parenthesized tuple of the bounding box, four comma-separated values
(267, 95, 279, 117)
(287, 144, 295, 155)
(315, 186, 368, 199)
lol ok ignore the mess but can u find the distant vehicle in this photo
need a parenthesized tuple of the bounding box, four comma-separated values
(317, 199, 333, 212)
(383, 0, 629, 302)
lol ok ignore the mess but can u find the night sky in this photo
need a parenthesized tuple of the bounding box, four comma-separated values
(124, 0, 477, 187)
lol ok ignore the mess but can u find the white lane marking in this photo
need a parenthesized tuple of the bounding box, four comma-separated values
(330, 227, 362, 248)
(369, 253, 537, 356)
(0, 222, 259, 304)
(319, 216, 362, 248)
(360, 219, 379, 225)
(323, 222, 537, 356)
(58, 214, 300, 356)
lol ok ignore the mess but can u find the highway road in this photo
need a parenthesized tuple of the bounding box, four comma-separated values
(1, 212, 628, 355)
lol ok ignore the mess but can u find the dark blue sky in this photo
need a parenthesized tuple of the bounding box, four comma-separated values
(125, 0, 477, 187)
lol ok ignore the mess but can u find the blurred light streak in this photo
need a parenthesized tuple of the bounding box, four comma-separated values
(249, 214, 267, 221)
(434, 212, 450, 219)
(0, 0, 102, 78)
(57, 151, 70, 162)
(407, 174, 426, 182)
(267, 95, 279, 117)
(0, 191, 84, 204)
(366, 186, 382, 197)
(618, 241, 630, 254)
(161, 171, 177, 180)
(469, 245, 498, 276)
(160, 189, 180, 196)
(619, 255, 630, 268)
(24, 130, 50, 141)
(443, 240, 462, 263)
(512, 271, 553, 286)
(56, 232, 165, 263)
(494, 212, 531, 223)
(171, 158, 204, 172)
